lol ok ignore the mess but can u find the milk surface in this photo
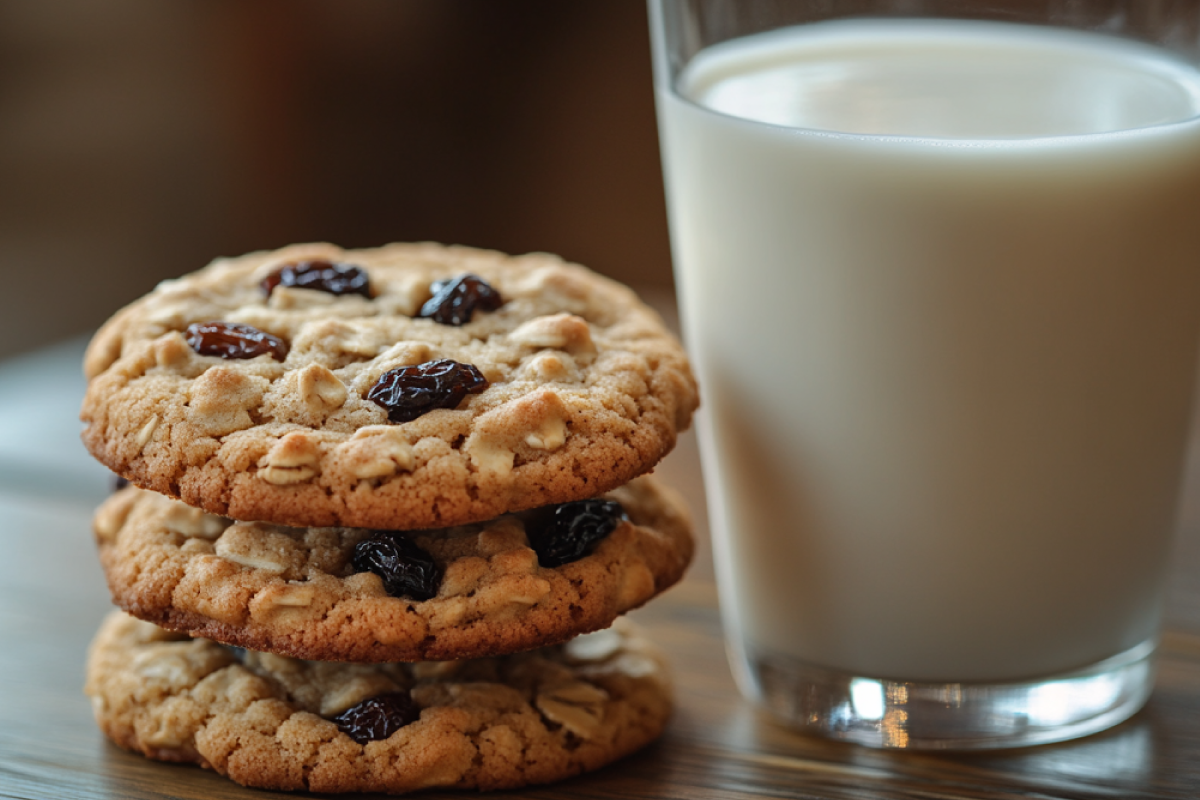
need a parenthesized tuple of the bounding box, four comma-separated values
(658, 19, 1200, 681)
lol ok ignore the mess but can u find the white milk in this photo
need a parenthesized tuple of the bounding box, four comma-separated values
(657, 19, 1200, 682)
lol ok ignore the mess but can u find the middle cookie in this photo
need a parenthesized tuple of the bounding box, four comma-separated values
(94, 475, 692, 662)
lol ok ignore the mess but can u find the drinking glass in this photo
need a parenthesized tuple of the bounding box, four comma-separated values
(650, 0, 1200, 748)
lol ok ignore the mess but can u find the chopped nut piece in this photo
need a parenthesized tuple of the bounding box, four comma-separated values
(217, 550, 286, 573)
(498, 576, 550, 606)
(297, 363, 347, 412)
(292, 319, 380, 359)
(135, 415, 159, 448)
(535, 680, 609, 739)
(466, 439, 515, 476)
(465, 389, 570, 475)
(266, 284, 339, 310)
(410, 661, 460, 680)
(186, 367, 267, 436)
(153, 332, 192, 369)
(338, 426, 415, 479)
(248, 583, 318, 626)
(215, 523, 291, 573)
(179, 538, 215, 554)
(563, 628, 624, 663)
(264, 432, 321, 468)
(525, 353, 572, 381)
(524, 414, 566, 451)
(480, 574, 550, 608)
(373, 341, 432, 372)
(259, 432, 320, 485)
(510, 313, 596, 356)
(268, 584, 315, 607)
(163, 504, 227, 539)
(259, 465, 315, 485)
(172, 556, 250, 623)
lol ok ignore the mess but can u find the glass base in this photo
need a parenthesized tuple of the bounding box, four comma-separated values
(740, 638, 1156, 750)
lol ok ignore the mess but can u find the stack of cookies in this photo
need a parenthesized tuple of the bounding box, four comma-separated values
(78, 243, 699, 793)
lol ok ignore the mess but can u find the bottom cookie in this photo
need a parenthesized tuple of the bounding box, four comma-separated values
(85, 611, 671, 794)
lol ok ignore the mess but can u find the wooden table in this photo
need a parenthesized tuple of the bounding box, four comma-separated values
(7, 337, 1200, 799)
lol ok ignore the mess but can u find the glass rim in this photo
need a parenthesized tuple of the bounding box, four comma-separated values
(649, 3, 1200, 143)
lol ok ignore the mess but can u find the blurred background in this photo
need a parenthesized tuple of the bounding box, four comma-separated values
(0, 0, 674, 360)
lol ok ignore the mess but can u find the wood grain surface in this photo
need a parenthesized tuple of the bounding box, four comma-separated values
(5, 338, 1200, 799)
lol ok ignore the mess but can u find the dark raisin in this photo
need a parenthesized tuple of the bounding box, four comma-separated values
(334, 692, 419, 745)
(366, 359, 487, 423)
(352, 531, 442, 600)
(418, 274, 503, 325)
(185, 321, 289, 361)
(261, 260, 371, 298)
(111, 474, 129, 492)
(528, 499, 628, 568)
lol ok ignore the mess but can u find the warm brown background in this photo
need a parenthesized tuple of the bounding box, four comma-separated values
(0, 0, 672, 360)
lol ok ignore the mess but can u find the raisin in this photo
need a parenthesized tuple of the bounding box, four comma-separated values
(111, 474, 129, 492)
(185, 321, 289, 361)
(352, 531, 442, 600)
(366, 359, 487, 423)
(261, 259, 371, 298)
(334, 692, 419, 745)
(418, 274, 503, 325)
(528, 499, 628, 568)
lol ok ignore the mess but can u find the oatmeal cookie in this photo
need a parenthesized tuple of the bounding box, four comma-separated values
(81, 242, 697, 529)
(94, 475, 693, 662)
(86, 612, 671, 793)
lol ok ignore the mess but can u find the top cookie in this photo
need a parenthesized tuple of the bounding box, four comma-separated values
(81, 243, 697, 529)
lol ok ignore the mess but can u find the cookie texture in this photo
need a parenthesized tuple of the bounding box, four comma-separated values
(86, 612, 671, 794)
(95, 475, 693, 662)
(81, 242, 697, 529)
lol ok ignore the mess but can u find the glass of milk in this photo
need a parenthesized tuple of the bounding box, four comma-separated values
(650, 0, 1200, 749)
